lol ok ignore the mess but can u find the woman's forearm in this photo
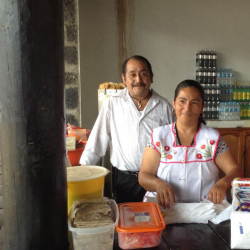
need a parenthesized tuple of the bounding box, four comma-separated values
(139, 171, 166, 191)
(219, 166, 243, 189)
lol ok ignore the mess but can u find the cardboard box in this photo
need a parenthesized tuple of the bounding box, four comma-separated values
(231, 178, 250, 249)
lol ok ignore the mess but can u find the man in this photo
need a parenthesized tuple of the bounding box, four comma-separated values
(80, 55, 173, 203)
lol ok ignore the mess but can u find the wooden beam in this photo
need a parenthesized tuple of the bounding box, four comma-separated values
(0, 0, 68, 249)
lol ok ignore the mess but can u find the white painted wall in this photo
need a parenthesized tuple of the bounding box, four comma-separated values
(79, 0, 250, 128)
(79, 0, 119, 129)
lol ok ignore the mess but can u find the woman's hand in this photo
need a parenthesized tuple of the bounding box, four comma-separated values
(208, 180, 227, 204)
(156, 181, 175, 209)
(139, 147, 175, 208)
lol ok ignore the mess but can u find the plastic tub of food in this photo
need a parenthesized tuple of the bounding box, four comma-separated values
(116, 202, 166, 249)
(67, 166, 110, 212)
(68, 129, 86, 141)
(68, 197, 119, 250)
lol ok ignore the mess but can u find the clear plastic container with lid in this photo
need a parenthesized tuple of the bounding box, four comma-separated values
(116, 202, 166, 249)
(68, 197, 119, 250)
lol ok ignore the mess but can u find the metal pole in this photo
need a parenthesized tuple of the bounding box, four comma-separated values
(0, 0, 68, 249)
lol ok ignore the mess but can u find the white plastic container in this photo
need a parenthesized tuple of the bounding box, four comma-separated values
(68, 198, 119, 250)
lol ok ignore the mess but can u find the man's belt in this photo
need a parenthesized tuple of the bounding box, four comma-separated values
(122, 170, 139, 177)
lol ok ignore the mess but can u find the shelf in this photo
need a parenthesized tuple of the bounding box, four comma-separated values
(206, 120, 250, 128)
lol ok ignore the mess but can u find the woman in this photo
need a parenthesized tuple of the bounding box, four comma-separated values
(139, 80, 242, 209)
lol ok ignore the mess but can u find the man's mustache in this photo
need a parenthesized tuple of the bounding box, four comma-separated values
(132, 83, 146, 87)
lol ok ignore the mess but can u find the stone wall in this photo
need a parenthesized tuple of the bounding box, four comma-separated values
(64, 0, 81, 126)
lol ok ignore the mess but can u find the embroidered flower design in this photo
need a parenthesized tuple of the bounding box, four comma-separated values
(196, 153, 202, 159)
(210, 140, 215, 145)
(167, 154, 173, 160)
(195, 138, 216, 159)
(155, 139, 176, 159)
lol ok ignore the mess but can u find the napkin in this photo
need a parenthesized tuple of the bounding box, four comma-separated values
(66, 137, 76, 151)
(145, 196, 231, 225)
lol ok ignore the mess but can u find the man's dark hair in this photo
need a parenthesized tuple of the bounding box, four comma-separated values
(122, 55, 153, 77)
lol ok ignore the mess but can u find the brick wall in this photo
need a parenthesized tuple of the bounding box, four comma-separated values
(64, 0, 81, 126)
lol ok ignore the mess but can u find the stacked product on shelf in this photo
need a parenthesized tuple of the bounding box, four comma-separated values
(233, 82, 250, 120)
(196, 50, 246, 121)
(217, 68, 241, 121)
(196, 49, 219, 120)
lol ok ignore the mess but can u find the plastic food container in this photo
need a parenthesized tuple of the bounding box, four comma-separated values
(68, 129, 86, 141)
(116, 202, 166, 249)
(67, 142, 87, 166)
(68, 198, 119, 250)
(67, 166, 110, 212)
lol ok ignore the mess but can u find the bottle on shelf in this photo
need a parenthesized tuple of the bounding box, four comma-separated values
(196, 50, 200, 67)
(208, 50, 212, 68)
(238, 86, 243, 102)
(229, 68, 234, 85)
(242, 86, 247, 102)
(247, 86, 250, 101)
(233, 86, 238, 102)
(216, 84, 220, 101)
(207, 101, 211, 119)
(237, 102, 241, 120)
(211, 50, 217, 68)
(220, 84, 225, 101)
(217, 68, 221, 85)
(211, 101, 216, 119)
(203, 50, 208, 68)
(246, 86, 250, 102)
(203, 102, 208, 119)
(212, 70, 217, 84)
(240, 103, 245, 119)
(219, 102, 225, 120)
(243, 103, 248, 119)
(198, 50, 204, 68)
(216, 101, 220, 119)
(248, 103, 250, 119)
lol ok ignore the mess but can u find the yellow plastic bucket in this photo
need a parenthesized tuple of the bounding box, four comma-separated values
(67, 166, 110, 212)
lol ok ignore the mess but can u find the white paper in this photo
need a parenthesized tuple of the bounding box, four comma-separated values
(144, 196, 231, 225)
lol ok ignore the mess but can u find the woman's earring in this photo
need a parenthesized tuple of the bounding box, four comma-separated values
(172, 109, 176, 121)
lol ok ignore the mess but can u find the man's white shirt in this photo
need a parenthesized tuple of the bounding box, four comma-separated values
(80, 88, 173, 171)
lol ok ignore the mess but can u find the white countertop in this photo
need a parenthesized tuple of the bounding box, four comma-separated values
(206, 120, 250, 128)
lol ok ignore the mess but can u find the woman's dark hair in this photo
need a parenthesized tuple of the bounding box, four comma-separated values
(122, 55, 153, 78)
(174, 79, 206, 125)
